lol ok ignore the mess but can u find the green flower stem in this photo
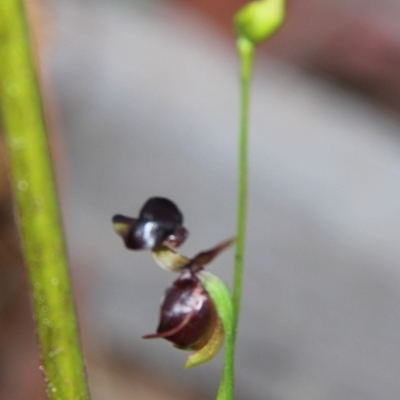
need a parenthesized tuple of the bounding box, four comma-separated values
(211, 35, 254, 400)
(0, 2, 91, 399)
(233, 36, 255, 340)
(226, 2, 285, 397)
(217, 331, 234, 400)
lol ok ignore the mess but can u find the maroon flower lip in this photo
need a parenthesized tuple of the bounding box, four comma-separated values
(143, 269, 217, 350)
(112, 197, 188, 250)
(143, 238, 234, 356)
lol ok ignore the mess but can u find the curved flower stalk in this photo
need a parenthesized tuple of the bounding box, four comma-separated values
(112, 198, 234, 367)
(151, 237, 234, 273)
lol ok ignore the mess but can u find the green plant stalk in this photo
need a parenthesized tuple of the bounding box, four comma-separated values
(212, 35, 254, 400)
(222, 1, 284, 397)
(233, 36, 254, 339)
(216, 329, 234, 400)
(0, 1, 91, 399)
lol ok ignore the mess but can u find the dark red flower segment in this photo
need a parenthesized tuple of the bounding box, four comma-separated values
(143, 269, 217, 350)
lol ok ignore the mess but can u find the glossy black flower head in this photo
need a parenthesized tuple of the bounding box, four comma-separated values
(112, 197, 188, 250)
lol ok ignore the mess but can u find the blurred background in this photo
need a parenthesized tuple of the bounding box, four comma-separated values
(1, 0, 400, 399)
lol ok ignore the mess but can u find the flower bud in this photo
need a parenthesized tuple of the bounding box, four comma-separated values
(235, 0, 285, 45)
(112, 197, 188, 250)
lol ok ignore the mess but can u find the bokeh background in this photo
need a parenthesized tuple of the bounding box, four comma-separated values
(1, 0, 400, 399)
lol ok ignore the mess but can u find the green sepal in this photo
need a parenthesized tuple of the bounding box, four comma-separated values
(199, 271, 233, 339)
(198, 272, 235, 399)
(235, 0, 286, 45)
(151, 245, 190, 272)
(185, 270, 233, 368)
(185, 317, 224, 368)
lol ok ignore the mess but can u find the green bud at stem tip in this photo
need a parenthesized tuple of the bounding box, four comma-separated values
(234, 0, 286, 45)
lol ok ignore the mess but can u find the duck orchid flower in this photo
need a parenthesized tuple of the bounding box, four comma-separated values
(112, 198, 234, 367)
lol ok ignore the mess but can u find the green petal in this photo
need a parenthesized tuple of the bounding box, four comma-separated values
(199, 271, 233, 338)
(184, 272, 234, 369)
(235, 0, 286, 45)
(151, 245, 190, 272)
(112, 214, 135, 238)
(199, 272, 235, 398)
(185, 316, 224, 368)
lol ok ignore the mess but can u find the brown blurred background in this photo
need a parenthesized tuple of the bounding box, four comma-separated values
(174, 0, 400, 111)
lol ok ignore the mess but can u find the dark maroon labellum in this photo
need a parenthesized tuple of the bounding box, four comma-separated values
(112, 197, 188, 250)
(139, 197, 183, 226)
(143, 269, 217, 350)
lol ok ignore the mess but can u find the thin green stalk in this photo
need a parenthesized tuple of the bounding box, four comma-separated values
(217, 2, 285, 397)
(0, 2, 90, 399)
(233, 37, 254, 340)
(217, 336, 234, 400)
(213, 36, 255, 400)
